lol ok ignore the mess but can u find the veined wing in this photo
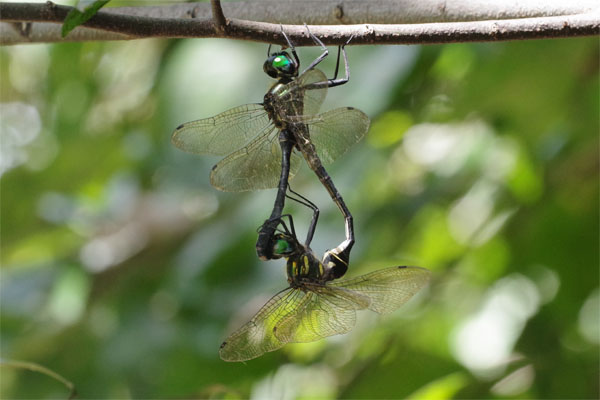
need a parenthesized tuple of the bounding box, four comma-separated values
(303, 107, 370, 164)
(171, 104, 271, 156)
(219, 287, 309, 362)
(331, 266, 430, 314)
(281, 69, 328, 117)
(210, 125, 301, 192)
(274, 284, 370, 343)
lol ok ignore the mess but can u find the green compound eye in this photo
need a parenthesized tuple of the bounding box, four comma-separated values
(274, 239, 291, 254)
(272, 56, 290, 69)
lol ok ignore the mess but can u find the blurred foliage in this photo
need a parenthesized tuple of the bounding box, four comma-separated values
(1, 31, 598, 400)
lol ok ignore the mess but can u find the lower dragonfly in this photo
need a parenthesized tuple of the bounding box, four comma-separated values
(219, 191, 430, 362)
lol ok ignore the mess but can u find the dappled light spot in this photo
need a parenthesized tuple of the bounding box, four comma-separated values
(251, 363, 337, 400)
(0, 102, 42, 176)
(448, 180, 496, 244)
(388, 146, 427, 194)
(37, 192, 76, 224)
(7, 44, 50, 94)
(490, 364, 535, 397)
(578, 288, 599, 345)
(407, 371, 469, 400)
(80, 223, 148, 273)
(530, 265, 561, 304)
(431, 44, 476, 82)
(367, 111, 413, 148)
(403, 122, 464, 171)
(85, 41, 162, 134)
(47, 267, 90, 326)
(450, 274, 540, 377)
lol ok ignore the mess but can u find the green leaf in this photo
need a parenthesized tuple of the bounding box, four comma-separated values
(61, 0, 111, 38)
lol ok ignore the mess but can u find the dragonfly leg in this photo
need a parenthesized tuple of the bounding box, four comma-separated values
(299, 24, 330, 75)
(286, 184, 320, 248)
(326, 37, 352, 88)
(280, 25, 300, 68)
(332, 35, 353, 80)
(302, 32, 352, 90)
(256, 130, 295, 260)
(304, 23, 328, 51)
(277, 213, 296, 239)
(332, 44, 342, 80)
(259, 213, 293, 236)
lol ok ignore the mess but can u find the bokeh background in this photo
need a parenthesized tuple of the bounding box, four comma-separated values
(1, 15, 598, 400)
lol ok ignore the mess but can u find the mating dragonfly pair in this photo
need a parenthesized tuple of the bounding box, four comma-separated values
(172, 27, 430, 362)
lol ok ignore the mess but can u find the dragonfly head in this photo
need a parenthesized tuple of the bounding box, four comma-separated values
(264, 51, 298, 80)
(270, 233, 300, 259)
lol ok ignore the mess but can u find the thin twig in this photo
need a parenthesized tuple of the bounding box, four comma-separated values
(1, 359, 77, 399)
(210, 0, 227, 34)
(0, 1, 598, 45)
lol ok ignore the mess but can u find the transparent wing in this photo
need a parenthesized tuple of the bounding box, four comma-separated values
(281, 69, 328, 117)
(331, 266, 430, 314)
(219, 288, 308, 362)
(171, 104, 271, 156)
(274, 284, 370, 343)
(209, 125, 301, 192)
(304, 107, 370, 164)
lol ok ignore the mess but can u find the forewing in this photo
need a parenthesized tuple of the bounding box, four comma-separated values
(331, 266, 430, 314)
(274, 284, 370, 343)
(209, 125, 301, 192)
(283, 69, 328, 117)
(219, 288, 308, 362)
(305, 107, 370, 164)
(171, 104, 271, 156)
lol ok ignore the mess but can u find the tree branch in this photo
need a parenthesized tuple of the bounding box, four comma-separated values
(0, 1, 598, 45)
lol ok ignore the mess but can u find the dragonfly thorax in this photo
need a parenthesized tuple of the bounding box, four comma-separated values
(263, 86, 289, 130)
(286, 249, 328, 287)
(263, 82, 309, 134)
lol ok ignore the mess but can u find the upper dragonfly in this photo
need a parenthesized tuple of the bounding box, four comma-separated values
(172, 27, 370, 273)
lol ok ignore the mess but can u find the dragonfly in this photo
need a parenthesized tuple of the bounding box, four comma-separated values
(172, 26, 370, 276)
(219, 192, 430, 362)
